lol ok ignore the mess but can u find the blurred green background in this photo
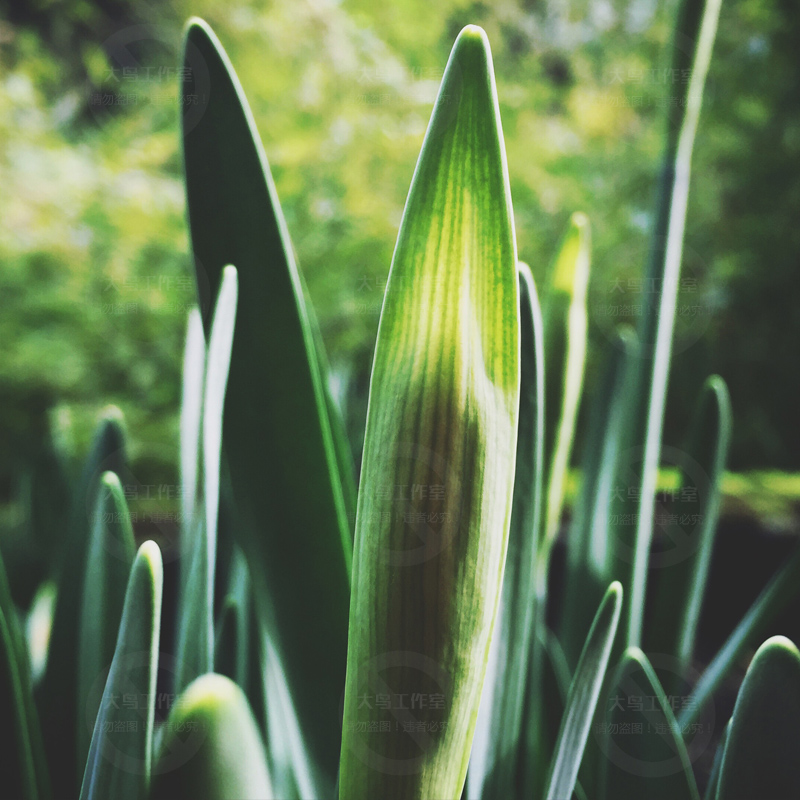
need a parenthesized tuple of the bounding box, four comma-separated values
(1, 0, 799, 548)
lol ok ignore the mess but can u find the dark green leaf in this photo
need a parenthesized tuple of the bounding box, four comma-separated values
(716, 636, 800, 800)
(181, 19, 351, 785)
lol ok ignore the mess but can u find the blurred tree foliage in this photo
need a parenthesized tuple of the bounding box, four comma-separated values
(0, 0, 798, 533)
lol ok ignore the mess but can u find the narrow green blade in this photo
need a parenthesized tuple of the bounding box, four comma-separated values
(624, 0, 724, 649)
(560, 327, 638, 673)
(647, 376, 731, 669)
(174, 266, 238, 694)
(180, 19, 351, 783)
(200, 265, 238, 664)
(0, 547, 39, 800)
(79, 541, 163, 800)
(339, 25, 519, 800)
(77, 472, 136, 776)
(38, 410, 126, 796)
(542, 212, 591, 548)
(678, 544, 800, 729)
(180, 308, 206, 535)
(717, 636, 800, 800)
(469, 262, 544, 799)
(599, 647, 700, 800)
(150, 673, 272, 800)
(544, 582, 622, 800)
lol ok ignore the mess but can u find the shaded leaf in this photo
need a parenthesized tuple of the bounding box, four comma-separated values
(716, 636, 800, 800)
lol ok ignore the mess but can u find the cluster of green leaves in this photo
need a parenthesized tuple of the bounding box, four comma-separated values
(3, 1, 800, 799)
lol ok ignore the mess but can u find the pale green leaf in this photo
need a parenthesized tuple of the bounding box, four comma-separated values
(339, 24, 519, 800)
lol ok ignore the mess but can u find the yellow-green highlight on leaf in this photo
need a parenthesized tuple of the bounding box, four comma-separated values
(469, 262, 544, 799)
(79, 541, 163, 800)
(150, 673, 273, 800)
(717, 636, 800, 800)
(542, 212, 591, 548)
(339, 24, 519, 800)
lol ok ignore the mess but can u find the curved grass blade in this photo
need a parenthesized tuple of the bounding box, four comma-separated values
(647, 376, 731, 670)
(544, 581, 622, 800)
(79, 541, 163, 800)
(599, 647, 700, 800)
(77, 471, 136, 776)
(181, 20, 351, 782)
(469, 262, 544, 800)
(703, 721, 727, 800)
(678, 544, 800, 730)
(338, 25, 519, 800)
(38, 410, 126, 796)
(625, 0, 724, 649)
(716, 636, 800, 800)
(150, 673, 272, 800)
(542, 212, 591, 548)
(560, 327, 638, 673)
(180, 308, 205, 534)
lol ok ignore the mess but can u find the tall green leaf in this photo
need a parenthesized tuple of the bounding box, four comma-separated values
(469, 262, 544, 799)
(38, 410, 126, 796)
(716, 636, 800, 800)
(544, 581, 622, 800)
(79, 541, 163, 800)
(600, 647, 700, 800)
(77, 471, 136, 777)
(647, 375, 731, 670)
(338, 24, 519, 800)
(180, 19, 351, 784)
(150, 673, 272, 800)
(542, 212, 591, 548)
(678, 543, 800, 729)
(624, 0, 724, 649)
